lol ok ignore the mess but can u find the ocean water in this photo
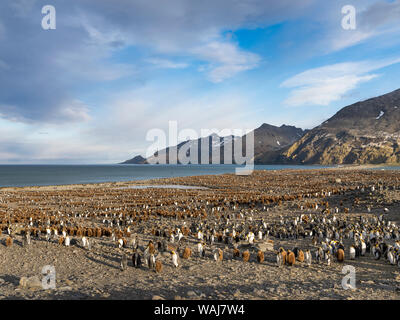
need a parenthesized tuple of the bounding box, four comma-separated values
(369, 166, 400, 171)
(0, 164, 337, 188)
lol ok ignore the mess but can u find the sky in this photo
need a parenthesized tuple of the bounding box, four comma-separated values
(0, 0, 400, 164)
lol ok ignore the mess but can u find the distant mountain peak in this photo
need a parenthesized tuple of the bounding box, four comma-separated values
(120, 155, 147, 164)
(121, 122, 307, 165)
(282, 88, 400, 165)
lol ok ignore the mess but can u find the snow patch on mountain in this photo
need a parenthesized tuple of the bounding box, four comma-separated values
(376, 111, 384, 120)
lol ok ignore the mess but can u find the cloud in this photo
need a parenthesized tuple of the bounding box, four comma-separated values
(328, 0, 400, 51)
(145, 58, 189, 69)
(71, 0, 309, 82)
(0, 100, 91, 124)
(191, 41, 261, 82)
(330, 31, 375, 52)
(56, 100, 92, 123)
(281, 57, 400, 106)
(360, 0, 400, 31)
(0, 118, 116, 164)
(0, 0, 315, 125)
(84, 83, 259, 159)
(9, 0, 38, 17)
(0, 1, 136, 125)
(283, 74, 378, 107)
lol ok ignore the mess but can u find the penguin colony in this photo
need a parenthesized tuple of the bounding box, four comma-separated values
(0, 169, 399, 277)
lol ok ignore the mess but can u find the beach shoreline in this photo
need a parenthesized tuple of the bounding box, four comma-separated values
(1, 164, 399, 192)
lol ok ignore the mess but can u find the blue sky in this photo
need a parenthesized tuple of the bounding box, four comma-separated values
(0, 0, 400, 163)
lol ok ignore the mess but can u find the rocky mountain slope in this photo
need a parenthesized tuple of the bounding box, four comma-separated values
(120, 155, 146, 165)
(282, 89, 400, 164)
(122, 124, 306, 165)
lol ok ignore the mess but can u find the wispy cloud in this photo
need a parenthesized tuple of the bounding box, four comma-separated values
(145, 58, 189, 69)
(329, 0, 400, 51)
(84, 83, 259, 159)
(0, 0, 313, 125)
(281, 57, 400, 106)
(192, 41, 261, 82)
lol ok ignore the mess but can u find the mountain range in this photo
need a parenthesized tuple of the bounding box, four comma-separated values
(121, 88, 400, 165)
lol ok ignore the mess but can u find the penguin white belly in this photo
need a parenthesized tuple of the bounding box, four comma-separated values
(349, 247, 355, 260)
(172, 253, 179, 267)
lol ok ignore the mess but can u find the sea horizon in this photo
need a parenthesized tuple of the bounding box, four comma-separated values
(0, 163, 399, 188)
(0, 164, 335, 188)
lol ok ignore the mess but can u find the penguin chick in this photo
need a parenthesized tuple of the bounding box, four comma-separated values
(279, 247, 287, 264)
(242, 250, 250, 262)
(257, 251, 264, 263)
(148, 241, 155, 254)
(183, 247, 192, 259)
(286, 250, 295, 266)
(5, 236, 12, 247)
(155, 260, 163, 273)
(218, 248, 223, 261)
(297, 249, 305, 263)
(336, 248, 345, 262)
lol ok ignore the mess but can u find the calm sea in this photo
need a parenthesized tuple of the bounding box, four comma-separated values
(0, 164, 337, 188)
